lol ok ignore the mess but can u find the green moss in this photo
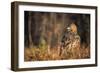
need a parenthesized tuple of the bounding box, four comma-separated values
(39, 37, 47, 50)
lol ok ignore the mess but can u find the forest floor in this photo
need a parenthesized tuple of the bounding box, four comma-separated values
(24, 44, 90, 61)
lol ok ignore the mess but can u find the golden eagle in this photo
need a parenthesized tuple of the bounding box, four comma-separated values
(60, 23, 81, 59)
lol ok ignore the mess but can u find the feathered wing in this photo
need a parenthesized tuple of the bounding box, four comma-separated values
(60, 32, 81, 59)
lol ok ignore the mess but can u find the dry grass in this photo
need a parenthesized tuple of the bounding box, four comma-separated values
(24, 44, 90, 61)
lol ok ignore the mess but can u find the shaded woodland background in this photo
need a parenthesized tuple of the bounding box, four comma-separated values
(24, 11, 90, 61)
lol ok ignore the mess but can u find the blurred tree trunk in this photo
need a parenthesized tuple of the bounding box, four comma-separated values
(59, 14, 66, 56)
(47, 13, 54, 54)
(28, 12, 33, 48)
(41, 13, 47, 39)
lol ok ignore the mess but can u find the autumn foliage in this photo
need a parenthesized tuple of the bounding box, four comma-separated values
(24, 44, 90, 61)
(24, 11, 90, 61)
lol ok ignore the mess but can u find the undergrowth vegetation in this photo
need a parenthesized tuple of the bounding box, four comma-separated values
(24, 44, 90, 61)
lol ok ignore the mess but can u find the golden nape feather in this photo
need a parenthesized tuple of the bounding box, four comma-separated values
(70, 23, 78, 33)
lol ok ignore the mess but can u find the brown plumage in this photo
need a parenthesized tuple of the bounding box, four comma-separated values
(60, 23, 81, 59)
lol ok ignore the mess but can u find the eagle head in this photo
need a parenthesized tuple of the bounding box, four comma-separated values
(66, 23, 77, 34)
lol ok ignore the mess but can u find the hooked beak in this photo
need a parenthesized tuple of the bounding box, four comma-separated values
(67, 27, 71, 31)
